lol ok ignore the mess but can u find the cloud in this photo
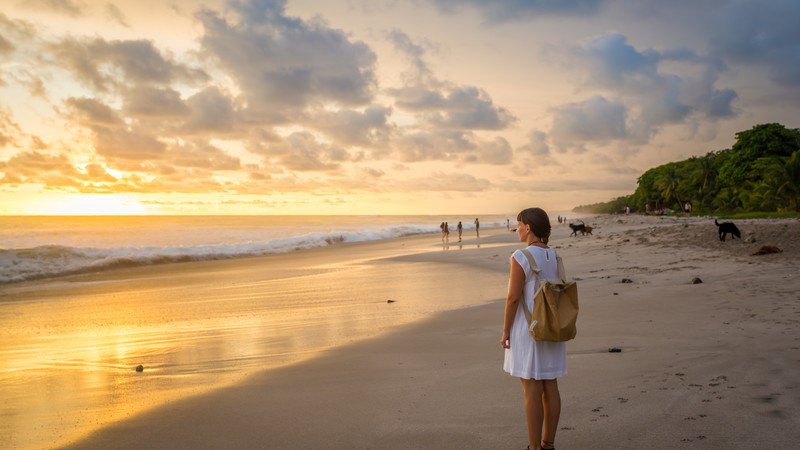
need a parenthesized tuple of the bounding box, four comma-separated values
(426, 0, 607, 22)
(311, 106, 393, 147)
(0, 13, 37, 86)
(518, 130, 550, 156)
(21, 0, 86, 18)
(551, 33, 739, 148)
(583, 33, 658, 87)
(65, 96, 123, 126)
(0, 151, 77, 187)
(384, 30, 516, 164)
(105, 3, 130, 28)
(0, 104, 24, 148)
(411, 86, 516, 130)
(393, 129, 475, 162)
(260, 131, 346, 172)
(92, 126, 166, 160)
(387, 30, 516, 131)
(180, 86, 238, 134)
(166, 140, 241, 170)
(550, 95, 628, 141)
(48, 36, 208, 92)
(403, 171, 491, 192)
(359, 166, 385, 178)
(473, 137, 512, 165)
(0, 34, 13, 56)
(710, 0, 800, 86)
(196, 0, 377, 114)
(580, 33, 736, 124)
(386, 29, 438, 85)
(123, 86, 190, 118)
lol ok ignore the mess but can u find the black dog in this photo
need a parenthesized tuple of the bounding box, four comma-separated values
(715, 219, 741, 241)
(569, 222, 586, 237)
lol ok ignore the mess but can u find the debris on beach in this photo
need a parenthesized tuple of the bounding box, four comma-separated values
(752, 245, 782, 256)
(386, 299, 396, 303)
(608, 347, 622, 353)
(620, 278, 633, 283)
(135, 365, 144, 372)
(691, 277, 703, 284)
(744, 234, 756, 243)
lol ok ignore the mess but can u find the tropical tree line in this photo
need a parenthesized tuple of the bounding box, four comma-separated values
(574, 123, 800, 214)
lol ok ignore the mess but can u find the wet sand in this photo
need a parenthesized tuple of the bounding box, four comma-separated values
(6, 215, 800, 449)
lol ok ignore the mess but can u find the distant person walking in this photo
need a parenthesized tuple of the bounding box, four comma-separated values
(444, 222, 450, 243)
(474, 218, 480, 238)
(440, 222, 446, 243)
(684, 201, 692, 216)
(501, 207, 564, 450)
(457, 221, 463, 241)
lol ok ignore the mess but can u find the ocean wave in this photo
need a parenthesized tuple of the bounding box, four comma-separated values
(0, 225, 435, 284)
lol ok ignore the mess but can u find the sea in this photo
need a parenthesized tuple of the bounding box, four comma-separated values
(0, 214, 521, 284)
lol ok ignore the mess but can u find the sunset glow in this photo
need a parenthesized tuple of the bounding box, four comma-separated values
(1, 0, 798, 215)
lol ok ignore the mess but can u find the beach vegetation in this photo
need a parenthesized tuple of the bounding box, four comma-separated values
(574, 123, 800, 215)
(712, 211, 800, 220)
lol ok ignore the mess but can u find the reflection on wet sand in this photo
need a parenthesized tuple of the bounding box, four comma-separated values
(0, 234, 509, 448)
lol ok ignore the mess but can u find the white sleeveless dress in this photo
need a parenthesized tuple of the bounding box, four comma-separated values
(503, 246, 568, 380)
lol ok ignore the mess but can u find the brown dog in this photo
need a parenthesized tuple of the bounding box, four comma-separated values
(752, 245, 782, 256)
(583, 226, 593, 235)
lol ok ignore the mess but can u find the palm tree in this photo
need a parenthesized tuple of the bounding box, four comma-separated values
(712, 187, 741, 212)
(772, 150, 800, 211)
(691, 154, 717, 193)
(656, 164, 683, 210)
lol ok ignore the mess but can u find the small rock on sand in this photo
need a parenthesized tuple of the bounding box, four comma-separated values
(620, 278, 633, 283)
(135, 365, 144, 372)
(691, 277, 703, 284)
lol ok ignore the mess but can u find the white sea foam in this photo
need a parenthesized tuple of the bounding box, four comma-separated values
(0, 215, 515, 284)
(0, 224, 442, 283)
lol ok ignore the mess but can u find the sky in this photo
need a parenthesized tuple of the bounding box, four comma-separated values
(0, 0, 798, 215)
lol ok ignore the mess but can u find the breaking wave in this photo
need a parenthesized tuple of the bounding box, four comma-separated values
(0, 225, 434, 284)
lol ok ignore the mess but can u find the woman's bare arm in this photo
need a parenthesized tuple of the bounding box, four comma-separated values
(501, 258, 525, 348)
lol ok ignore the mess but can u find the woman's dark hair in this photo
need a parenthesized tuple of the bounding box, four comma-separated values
(517, 207, 551, 244)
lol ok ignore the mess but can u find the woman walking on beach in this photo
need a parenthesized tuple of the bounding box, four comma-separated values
(501, 207, 565, 450)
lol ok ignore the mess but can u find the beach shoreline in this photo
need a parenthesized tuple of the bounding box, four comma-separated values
(4, 215, 800, 449)
(2, 226, 516, 449)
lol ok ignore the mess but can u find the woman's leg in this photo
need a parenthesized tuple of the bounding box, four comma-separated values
(521, 378, 544, 450)
(541, 379, 561, 448)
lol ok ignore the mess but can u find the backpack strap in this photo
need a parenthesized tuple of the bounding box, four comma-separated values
(520, 248, 542, 276)
(519, 248, 540, 329)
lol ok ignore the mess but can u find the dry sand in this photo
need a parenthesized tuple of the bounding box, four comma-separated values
(59, 215, 800, 448)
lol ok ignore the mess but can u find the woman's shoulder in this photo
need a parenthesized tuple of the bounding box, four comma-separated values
(510, 248, 528, 264)
(526, 245, 554, 254)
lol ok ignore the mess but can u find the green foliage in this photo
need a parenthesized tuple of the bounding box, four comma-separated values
(717, 123, 800, 187)
(714, 211, 800, 220)
(572, 196, 631, 214)
(573, 123, 800, 215)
